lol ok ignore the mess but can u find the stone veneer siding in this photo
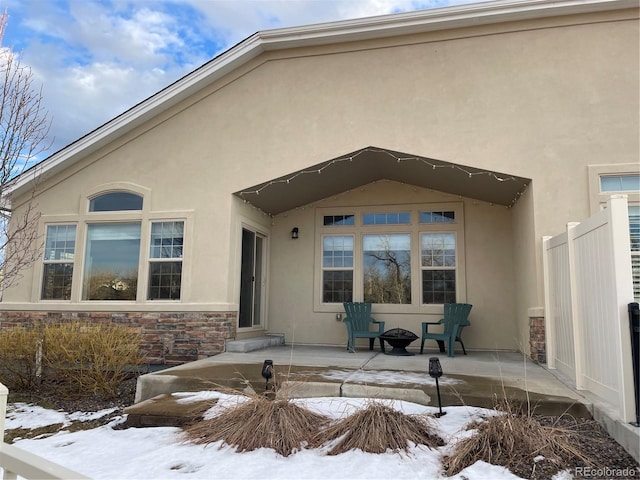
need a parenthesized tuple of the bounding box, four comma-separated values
(529, 316, 546, 364)
(0, 311, 236, 365)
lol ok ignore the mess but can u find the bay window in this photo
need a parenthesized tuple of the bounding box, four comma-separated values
(40, 189, 187, 302)
(318, 203, 464, 308)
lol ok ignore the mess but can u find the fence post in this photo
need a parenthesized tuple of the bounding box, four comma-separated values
(566, 222, 585, 390)
(607, 195, 636, 424)
(0, 382, 7, 443)
(542, 236, 556, 369)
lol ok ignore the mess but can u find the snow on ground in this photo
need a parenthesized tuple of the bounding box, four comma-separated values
(2, 393, 563, 480)
(6, 404, 117, 430)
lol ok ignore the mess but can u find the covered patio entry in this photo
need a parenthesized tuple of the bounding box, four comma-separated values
(233, 146, 532, 353)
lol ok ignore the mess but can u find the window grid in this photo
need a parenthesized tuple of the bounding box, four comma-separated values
(322, 235, 354, 303)
(420, 211, 455, 224)
(148, 221, 184, 300)
(422, 270, 456, 304)
(150, 221, 184, 259)
(363, 212, 410, 225)
(421, 232, 457, 304)
(44, 224, 76, 261)
(318, 205, 463, 306)
(323, 215, 355, 226)
(41, 225, 76, 300)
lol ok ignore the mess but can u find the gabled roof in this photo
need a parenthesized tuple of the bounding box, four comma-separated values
(8, 0, 636, 198)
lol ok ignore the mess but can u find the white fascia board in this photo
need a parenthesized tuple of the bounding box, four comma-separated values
(8, 0, 636, 198)
(257, 0, 637, 48)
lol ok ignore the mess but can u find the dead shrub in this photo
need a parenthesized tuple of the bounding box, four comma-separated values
(0, 324, 43, 390)
(184, 394, 328, 457)
(314, 401, 444, 455)
(42, 321, 144, 398)
(445, 398, 594, 477)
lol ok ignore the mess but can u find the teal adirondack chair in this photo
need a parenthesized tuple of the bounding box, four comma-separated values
(343, 302, 385, 353)
(420, 303, 472, 357)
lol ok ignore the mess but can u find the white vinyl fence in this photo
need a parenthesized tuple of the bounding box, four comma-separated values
(543, 195, 636, 423)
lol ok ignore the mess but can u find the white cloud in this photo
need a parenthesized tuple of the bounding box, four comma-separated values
(5, 0, 475, 153)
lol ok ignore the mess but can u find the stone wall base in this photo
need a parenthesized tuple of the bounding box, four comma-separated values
(0, 311, 237, 365)
(529, 316, 546, 364)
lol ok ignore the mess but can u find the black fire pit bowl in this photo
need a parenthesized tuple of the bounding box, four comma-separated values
(379, 328, 418, 356)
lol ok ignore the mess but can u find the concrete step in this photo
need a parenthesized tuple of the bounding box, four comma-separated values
(225, 334, 285, 353)
(124, 393, 212, 427)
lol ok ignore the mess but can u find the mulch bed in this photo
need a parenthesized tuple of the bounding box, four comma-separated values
(518, 415, 639, 480)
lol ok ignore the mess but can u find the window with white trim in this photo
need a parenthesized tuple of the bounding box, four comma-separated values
(363, 233, 411, 304)
(40, 189, 188, 302)
(318, 204, 464, 308)
(600, 175, 640, 193)
(148, 221, 184, 300)
(89, 192, 143, 212)
(322, 235, 354, 303)
(41, 224, 76, 300)
(421, 232, 457, 304)
(82, 222, 141, 300)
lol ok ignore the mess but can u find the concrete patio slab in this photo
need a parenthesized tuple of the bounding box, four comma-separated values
(128, 344, 639, 462)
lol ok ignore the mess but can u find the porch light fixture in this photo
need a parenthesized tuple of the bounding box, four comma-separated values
(261, 359, 274, 391)
(429, 357, 446, 417)
(291, 227, 299, 239)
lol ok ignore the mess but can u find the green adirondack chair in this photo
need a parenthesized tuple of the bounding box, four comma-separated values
(343, 302, 385, 353)
(420, 303, 472, 357)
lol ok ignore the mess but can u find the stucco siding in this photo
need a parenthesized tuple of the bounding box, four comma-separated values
(2, 6, 637, 353)
(268, 181, 517, 350)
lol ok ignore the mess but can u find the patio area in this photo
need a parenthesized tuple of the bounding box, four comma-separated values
(127, 343, 640, 462)
(131, 345, 590, 420)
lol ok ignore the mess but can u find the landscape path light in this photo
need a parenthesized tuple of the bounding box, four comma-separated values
(261, 360, 274, 391)
(429, 357, 446, 417)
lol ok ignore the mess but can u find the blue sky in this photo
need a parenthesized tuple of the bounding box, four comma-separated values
(3, 0, 478, 156)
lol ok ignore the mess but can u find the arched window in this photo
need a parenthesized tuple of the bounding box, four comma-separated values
(89, 192, 143, 212)
(42, 186, 185, 302)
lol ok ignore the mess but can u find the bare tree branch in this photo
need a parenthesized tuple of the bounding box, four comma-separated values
(0, 10, 51, 292)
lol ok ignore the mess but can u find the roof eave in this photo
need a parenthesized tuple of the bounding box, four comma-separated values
(8, 0, 636, 198)
(258, 0, 637, 48)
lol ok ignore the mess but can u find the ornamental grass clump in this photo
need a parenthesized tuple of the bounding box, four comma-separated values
(43, 321, 144, 398)
(0, 321, 143, 398)
(0, 324, 43, 390)
(184, 394, 328, 457)
(314, 401, 444, 455)
(445, 398, 594, 477)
